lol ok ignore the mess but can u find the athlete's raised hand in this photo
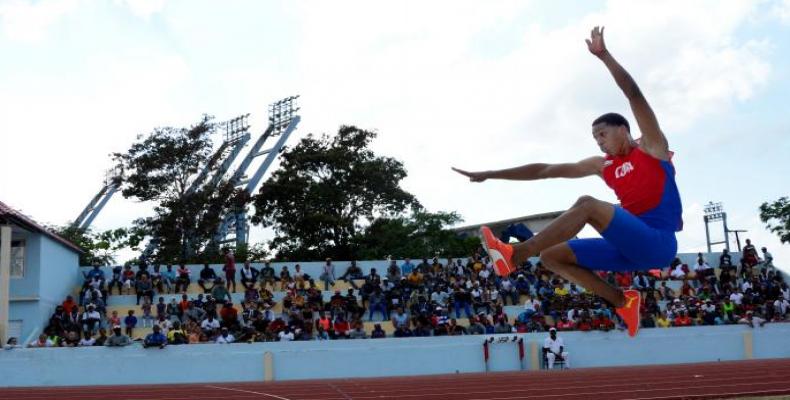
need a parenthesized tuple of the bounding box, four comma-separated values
(585, 26, 607, 58)
(452, 167, 488, 182)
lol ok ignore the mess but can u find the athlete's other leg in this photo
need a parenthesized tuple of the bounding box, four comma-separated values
(512, 195, 615, 265)
(539, 243, 625, 307)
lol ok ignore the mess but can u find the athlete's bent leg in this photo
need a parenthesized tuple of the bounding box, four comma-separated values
(540, 243, 626, 307)
(512, 195, 615, 265)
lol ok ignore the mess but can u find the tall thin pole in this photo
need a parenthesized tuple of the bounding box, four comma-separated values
(0, 225, 12, 345)
(704, 216, 712, 254)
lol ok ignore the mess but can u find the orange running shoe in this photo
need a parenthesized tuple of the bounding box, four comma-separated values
(480, 226, 515, 277)
(616, 289, 641, 337)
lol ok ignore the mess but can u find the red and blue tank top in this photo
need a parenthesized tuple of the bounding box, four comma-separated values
(602, 146, 683, 232)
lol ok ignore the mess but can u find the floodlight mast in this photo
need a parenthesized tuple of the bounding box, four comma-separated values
(213, 95, 301, 249)
(72, 168, 121, 231)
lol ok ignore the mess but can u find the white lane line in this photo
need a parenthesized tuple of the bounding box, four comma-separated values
(205, 385, 292, 400)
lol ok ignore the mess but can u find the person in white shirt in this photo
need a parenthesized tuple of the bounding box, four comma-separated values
(730, 291, 744, 306)
(543, 328, 569, 369)
(278, 327, 295, 341)
(28, 334, 54, 348)
(215, 328, 235, 344)
(773, 297, 789, 318)
(761, 248, 773, 267)
(670, 264, 686, 279)
(78, 336, 96, 346)
(201, 316, 221, 337)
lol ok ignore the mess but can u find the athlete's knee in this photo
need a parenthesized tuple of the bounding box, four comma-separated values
(541, 244, 575, 268)
(572, 195, 600, 210)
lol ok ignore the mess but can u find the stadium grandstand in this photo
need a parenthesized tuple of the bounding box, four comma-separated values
(1, 199, 788, 395)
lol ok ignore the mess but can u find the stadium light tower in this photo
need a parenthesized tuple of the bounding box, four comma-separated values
(703, 201, 729, 253)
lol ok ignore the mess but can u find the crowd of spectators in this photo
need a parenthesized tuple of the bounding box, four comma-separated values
(29, 239, 787, 348)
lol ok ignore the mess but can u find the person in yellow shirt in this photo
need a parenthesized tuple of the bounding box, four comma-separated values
(407, 270, 424, 287)
(554, 281, 569, 297)
(655, 310, 671, 328)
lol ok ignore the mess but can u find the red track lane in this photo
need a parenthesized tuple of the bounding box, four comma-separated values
(2, 359, 790, 400)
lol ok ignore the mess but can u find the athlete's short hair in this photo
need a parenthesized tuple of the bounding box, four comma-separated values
(592, 113, 630, 132)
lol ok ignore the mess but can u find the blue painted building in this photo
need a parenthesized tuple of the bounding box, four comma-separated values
(0, 201, 83, 345)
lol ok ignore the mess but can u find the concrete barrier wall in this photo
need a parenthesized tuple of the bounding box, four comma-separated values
(1, 324, 788, 388)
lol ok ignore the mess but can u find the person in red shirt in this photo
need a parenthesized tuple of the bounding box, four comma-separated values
(223, 248, 237, 293)
(219, 302, 239, 331)
(333, 314, 350, 339)
(61, 295, 78, 316)
(577, 317, 592, 332)
(556, 316, 575, 331)
(673, 310, 693, 327)
(457, 27, 684, 338)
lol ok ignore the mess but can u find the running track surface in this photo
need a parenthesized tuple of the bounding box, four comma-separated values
(3, 358, 790, 400)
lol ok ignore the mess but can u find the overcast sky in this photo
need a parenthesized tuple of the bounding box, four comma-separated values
(1, 0, 788, 269)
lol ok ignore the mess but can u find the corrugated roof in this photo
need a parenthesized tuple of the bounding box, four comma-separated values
(0, 200, 84, 254)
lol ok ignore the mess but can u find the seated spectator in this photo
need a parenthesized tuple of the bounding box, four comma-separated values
(673, 310, 693, 327)
(453, 285, 473, 319)
(211, 279, 233, 304)
(543, 328, 569, 369)
(348, 321, 367, 339)
(738, 311, 767, 328)
(448, 318, 467, 336)
(107, 265, 123, 295)
(338, 260, 364, 289)
(220, 302, 240, 331)
(240, 261, 259, 290)
(93, 328, 108, 346)
(78, 334, 96, 347)
(143, 325, 167, 348)
(394, 325, 414, 338)
(215, 327, 236, 344)
(28, 334, 54, 348)
(81, 304, 101, 336)
(61, 331, 80, 347)
(183, 302, 206, 325)
(121, 265, 135, 295)
(670, 263, 688, 280)
(161, 265, 176, 294)
(368, 288, 388, 321)
(333, 314, 351, 339)
(198, 263, 217, 293)
(167, 321, 189, 345)
(719, 249, 734, 271)
(155, 313, 173, 334)
(556, 315, 575, 331)
(278, 326, 295, 342)
(499, 277, 519, 305)
(493, 316, 513, 334)
(201, 315, 221, 338)
(721, 297, 736, 324)
(175, 264, 191, 293)
(370, 323, 386, 339)
(259, 261, 276, 290)
(105, 325, 132, 347)
(640, 313, 656, 328)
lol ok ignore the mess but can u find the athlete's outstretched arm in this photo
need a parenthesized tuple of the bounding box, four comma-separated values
(586, 26, 670, 160)
(452, 156, 603, 182)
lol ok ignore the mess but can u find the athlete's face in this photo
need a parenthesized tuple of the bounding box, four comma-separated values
(591, 123, 628, 155)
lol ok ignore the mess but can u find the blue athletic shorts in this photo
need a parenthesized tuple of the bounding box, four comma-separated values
(567, 206, 677, 272)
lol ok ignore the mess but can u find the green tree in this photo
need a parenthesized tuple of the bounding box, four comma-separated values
(113, 116, 242, 262)
(251, 125, 419, 260)
(759, 197, 790, 244)
(49, 225, 139, 266)
(354, 211, 480, 259)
